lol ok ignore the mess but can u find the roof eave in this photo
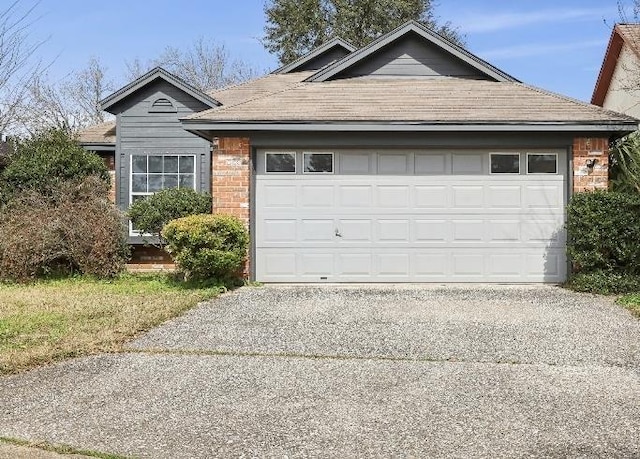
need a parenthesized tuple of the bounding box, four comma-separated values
(100, 67, 221, 113)
(182, 119, 638, 133)
(592, 27, 624, 106)
(273, 37, 356, 74)
(306, 21, 519, 83)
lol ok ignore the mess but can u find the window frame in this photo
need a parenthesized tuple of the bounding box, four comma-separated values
(302, 151, 334, 174)
(129, 154, 197, 236)
(489, 153, 521, 175)
(526, 153, 558, 174)
(265, 151, 297, 174)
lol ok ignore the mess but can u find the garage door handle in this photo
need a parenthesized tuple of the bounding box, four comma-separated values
(335, 229, 342, 238)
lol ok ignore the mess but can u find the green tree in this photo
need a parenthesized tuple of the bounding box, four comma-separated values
(0, 128, 109, 205)
(611, 133, 640, 194)
(264, 0, 464, 64)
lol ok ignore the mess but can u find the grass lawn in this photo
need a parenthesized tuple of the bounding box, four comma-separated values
(0, 275, 225, 375)
(618, 294, 640, 318)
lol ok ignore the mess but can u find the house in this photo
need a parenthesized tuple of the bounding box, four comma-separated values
(592, 23, 640, 117)
(79, 21, 638, 284)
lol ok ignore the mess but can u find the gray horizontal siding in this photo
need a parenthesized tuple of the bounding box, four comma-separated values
(115, 79, 212, 223)
(338, 33, 488, 79)
(296, 47, 351, 72)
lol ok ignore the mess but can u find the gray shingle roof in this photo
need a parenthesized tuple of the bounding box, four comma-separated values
(206, 71, 313, 107)
(189, 76, 637, 125)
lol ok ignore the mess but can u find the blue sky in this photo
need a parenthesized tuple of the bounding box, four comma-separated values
(24, 0, 635, 102)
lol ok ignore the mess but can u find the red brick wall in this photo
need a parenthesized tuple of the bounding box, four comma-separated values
(573, 137, 609, 192)
(212, 137, 252, 277)
(211, 137, 251, 222)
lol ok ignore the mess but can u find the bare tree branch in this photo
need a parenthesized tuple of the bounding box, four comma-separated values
(126, 38, 260, 92)
(0, 0, 45, 135)
(15, 57, 114, 135)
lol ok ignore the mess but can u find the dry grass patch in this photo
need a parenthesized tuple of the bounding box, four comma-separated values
(0, 275, 225, 375)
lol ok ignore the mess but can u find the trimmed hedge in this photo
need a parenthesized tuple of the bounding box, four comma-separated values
(566, 191, 640, 275)
(565, 272, 640, 295)
(162, 214, 249, 282)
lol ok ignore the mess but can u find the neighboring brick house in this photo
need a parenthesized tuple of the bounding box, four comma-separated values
(79, 21, 638, 283)
(592, 24, 640, 118)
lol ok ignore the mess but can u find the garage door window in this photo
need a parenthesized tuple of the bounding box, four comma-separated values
(490, 153, 520, 174)
(304, 152, 334, 174)
(266, 152, 296, 173)
(527, 153, 557, 174)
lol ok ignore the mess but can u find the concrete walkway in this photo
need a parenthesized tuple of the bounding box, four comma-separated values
(1, 285, 639, 458)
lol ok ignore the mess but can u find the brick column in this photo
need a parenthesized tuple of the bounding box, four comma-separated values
(572, 137, 609, 192)
(211, 137, 251, 222)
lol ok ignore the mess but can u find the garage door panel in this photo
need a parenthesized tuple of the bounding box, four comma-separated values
(414, 253, 449, 278)
(452, 186, 484, 208)
(414, 186, 448, 208)
(263, 220, 297, 242)
(339, 253, 373, 277)
(299, 254, 333, 276)
(301, 185, 334, 207)
(488, 220, 521, 242)
(523, 220, 565, 244)
(452, 220, 484, 242)
(339, 186, 372, 207)
(377, 185, 410, 207)
(378, 154, 409, 174)
(378, 219, 410, 242)
(415, 154, 447, 174)
(525, 184, 564, 209)
(452, 254, 485, 277)
(488, 186, 522, 208)
(377, 253, 410, 276)
(301, 219, 334, 242)
(256, 150, 567, 283)
(489, 254, 523, 276)
(263, 185, 297, 208)
(414, 220, 448, 242)
(256, 248, 567, 283)
(452, 154, 483, 174)
(340, 154, 370, 174)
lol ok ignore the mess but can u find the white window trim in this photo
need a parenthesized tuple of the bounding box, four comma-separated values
(265, 151, 297, 174)
(489, 153, 521, 175)
(129, 154, 197, 236)
(526, 152, 558, 174)
(302, 151, 335, 174)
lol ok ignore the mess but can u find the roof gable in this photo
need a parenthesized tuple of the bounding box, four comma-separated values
(100, 67, 220, 113)
(592, 24, 640, 106)
(273, 38, 356, 74)
(307, 21, 519, 83)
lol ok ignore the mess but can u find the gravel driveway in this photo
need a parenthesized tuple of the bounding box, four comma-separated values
(1, 285, 639, 458)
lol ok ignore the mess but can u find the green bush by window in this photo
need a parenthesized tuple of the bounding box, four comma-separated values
(566, 191, 640, 292)
(162, 214, 249, 282)
(128, 188, 212, 245)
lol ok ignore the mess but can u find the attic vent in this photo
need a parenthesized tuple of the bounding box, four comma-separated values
(149, 97, 177, 113)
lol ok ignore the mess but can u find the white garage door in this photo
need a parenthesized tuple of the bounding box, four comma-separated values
(255, 150, 567, 283)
